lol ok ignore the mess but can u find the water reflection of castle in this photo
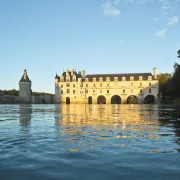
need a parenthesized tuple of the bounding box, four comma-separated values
(55, 104, 160, 133)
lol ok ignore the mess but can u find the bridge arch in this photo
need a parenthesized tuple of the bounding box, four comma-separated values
(127, 95, 138, 104)
(111, 95, 121, 104)
(144, 95, 156, 104)
(97, 95, 106, 104)
(41, 98, 47, 104)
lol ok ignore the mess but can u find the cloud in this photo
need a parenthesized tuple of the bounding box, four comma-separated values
(167, 16, 179, 25)
(102, 2, 121, 17)
(156, 29, 165, 38)
(156, 16, 179, 38)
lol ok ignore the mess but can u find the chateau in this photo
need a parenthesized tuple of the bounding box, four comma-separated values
(55, 68, 159, 104)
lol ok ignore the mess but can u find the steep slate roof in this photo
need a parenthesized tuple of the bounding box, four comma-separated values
(85, 73, 155, 81)
(55, 71, 82, 82)
(19, 70, 31, 82)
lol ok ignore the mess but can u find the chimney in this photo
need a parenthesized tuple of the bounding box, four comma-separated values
(153, 67, 157, 79)
(71, 69, 74, 76)
(66, 69, 69, 76)
(81, 70, 85, 78)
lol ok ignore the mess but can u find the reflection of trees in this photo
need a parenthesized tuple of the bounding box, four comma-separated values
(158, 105, 180, 144)
(19, 104, 32, 133)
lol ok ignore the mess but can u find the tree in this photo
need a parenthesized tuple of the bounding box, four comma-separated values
(157, 73, 172, 99)
(172, 51, 180, 97)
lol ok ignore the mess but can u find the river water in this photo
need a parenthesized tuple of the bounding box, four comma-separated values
(0, 104, 180, 180)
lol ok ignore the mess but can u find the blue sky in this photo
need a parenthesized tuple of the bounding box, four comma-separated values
(0, 0, 180, 93)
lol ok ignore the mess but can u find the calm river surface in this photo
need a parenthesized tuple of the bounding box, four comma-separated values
(0, 104, 180, 180)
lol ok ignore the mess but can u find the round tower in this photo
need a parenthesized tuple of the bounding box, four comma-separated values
(19, 69, 32, 103)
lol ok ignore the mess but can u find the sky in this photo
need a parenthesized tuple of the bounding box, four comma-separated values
(0, 0, 180, 93)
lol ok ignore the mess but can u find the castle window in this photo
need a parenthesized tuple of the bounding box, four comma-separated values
(93, 78, 96, 82)
(148, 76, 152, 80)
(140, 89, 143, 93)
(61, 85, 63, 88)
(130, 76, 134, 81)
(99, 77, 103, 81)
(66, 83, 70, 87)
(73, 90, 75, 94)
(100, 83, 102, 87)
(61, 90, 63, 94)
(61, 79, 64, 82)
(85, 78, 89, 82)
(149, 82, 151, 87)
(67, 89, 70, 93)
(107, 90, 109, 93)
(93, 90, 95, 93)
(72, 78, 76, 82)
(114, 77, 118, 81)
(140, 82, 142, 86)
(149, 89, 151, 93)
(106, 77, 110, 81)
(123, 89, 125, 93)
(86, 84, 88, 87)
(139, 76, 143, 80)
(107, 83, 109, 87)
(94, 84, 96, 87)
(122, 77, 126, 81)
(73, 84, 75, 88)
(86, 90, 88, 93)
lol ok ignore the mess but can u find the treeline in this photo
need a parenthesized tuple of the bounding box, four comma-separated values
(0, 89, 19, 96)
(157, 50, 180, 99)
(32, 92, 53, 96)
(0, 89, 53, 96)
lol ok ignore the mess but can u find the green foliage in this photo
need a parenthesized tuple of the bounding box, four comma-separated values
(32, 92, 53, 96)
(0, 89, 19, 96)
(157, 73, 172, 98)
(172, 62, 180, 97)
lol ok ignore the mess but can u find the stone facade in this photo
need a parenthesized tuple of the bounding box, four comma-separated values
(19, 69, 32, 103)
(55, 68, 159, 104)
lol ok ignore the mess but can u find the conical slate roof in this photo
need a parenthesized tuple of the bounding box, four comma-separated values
(19, 69, 31, 82)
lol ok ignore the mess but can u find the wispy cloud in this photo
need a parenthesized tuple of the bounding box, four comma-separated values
(102, 2, 121, 17)
(156, 16, 179, 38)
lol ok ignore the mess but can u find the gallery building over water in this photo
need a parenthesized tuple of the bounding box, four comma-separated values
(55, 68, 159, 104)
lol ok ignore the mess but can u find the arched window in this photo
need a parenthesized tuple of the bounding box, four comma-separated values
(139, 76, 143, 80)
(130, 76, 134, 81)
(114, 77, 118, 81)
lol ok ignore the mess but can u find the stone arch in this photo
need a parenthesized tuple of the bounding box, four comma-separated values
(66, 97, 70, 104)
(144, 95, 156, 104)
(127, 95, 138, 104)
(41, 98, 47, 104)
(111, 95, 121, 104)
(97, 95, 106, 104)
(88, 96, 92, 104)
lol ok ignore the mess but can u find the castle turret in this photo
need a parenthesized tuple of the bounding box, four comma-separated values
(19, 69, 32, 103)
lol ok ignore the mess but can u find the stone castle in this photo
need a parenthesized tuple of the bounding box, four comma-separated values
(0, 69, 54, 104)
(55, 68, 159, 104)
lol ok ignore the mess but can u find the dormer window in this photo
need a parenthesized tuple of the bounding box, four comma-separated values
(85, 78, 89, 82)
(99, 77, 103, 81)
(148, 76, 152, 80)
(72, 78, 76, 82)
(122, 77, 126, 81)
(93, 77, 96, 82)
(139, 76, 143, 80)
(106, 77, 110, 81)
(61, 78, 64, 82)
(66, 78, 70, 82)
(130, 76, 134, 81)
(114, 77, 118, 81)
